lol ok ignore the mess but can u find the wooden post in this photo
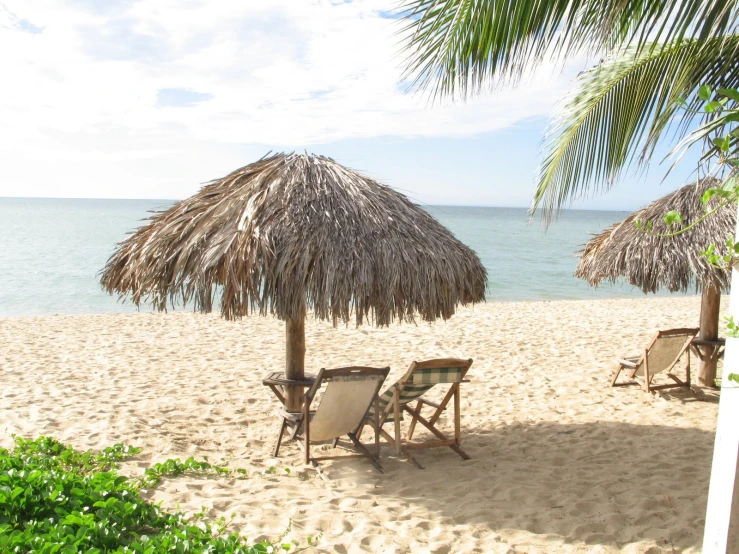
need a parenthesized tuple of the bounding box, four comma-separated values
(697, 282, 722, 387)
(285, 315, 305, 412)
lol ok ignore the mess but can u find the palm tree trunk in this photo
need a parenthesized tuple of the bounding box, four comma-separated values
(285, 315, 306, 412)
(697, 283, 721, 387)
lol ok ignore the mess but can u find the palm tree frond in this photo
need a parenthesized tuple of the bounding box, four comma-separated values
(400, 0, 739, 99)
(530, 35, 739, 224)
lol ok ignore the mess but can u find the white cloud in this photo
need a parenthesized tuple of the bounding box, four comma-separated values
(0, 0, 585, 198)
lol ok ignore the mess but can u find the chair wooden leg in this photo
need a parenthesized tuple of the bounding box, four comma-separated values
(303, 402, 311, 466)
(666, 374, 688, 387)
(454, 385, 461, 448)
(273, 418, 287, 457)
(644, 367, 651, 393)
(393, 389, 402, 455)
(428, 388, 455, 427)
(610, 364, 624, 387)
(410, 408, 470, 461)
(374, 396, 381, 458)
(686, 351, 691, 388)
(450, 444, 471, 460)
(406, 401, 422, 440)
(643, 348, 651, 393)
(354, 419, 367, 440)
(402, 451, 424, 469)
(376, 425, 423, 469)
(288, 418, 303, 440)
(377, 426, 396, 444)
(311, 460, 328, 481)
(297, 440, 327, 481)
(347, 432, 384, 473)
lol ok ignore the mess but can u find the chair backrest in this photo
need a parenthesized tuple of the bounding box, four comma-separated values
(410, 360, 468, 384)
(378, 358, 473, 412)
(309, 366, 389, 442)
(633, 328, 698, 377)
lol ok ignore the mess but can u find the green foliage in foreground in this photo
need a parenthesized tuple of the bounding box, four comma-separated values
(0, 436, 312, 553)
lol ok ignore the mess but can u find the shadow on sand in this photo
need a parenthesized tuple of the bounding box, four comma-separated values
(369, 419, 714, 551)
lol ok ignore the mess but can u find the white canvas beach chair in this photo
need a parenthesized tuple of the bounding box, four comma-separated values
(361, 358, 473, 469)
(611, 328, 698, 393)
(273, 366, 389, 473)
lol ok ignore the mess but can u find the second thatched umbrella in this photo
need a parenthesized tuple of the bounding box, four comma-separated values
(576, 178, 734, 387)
(101, 152, 487, 409)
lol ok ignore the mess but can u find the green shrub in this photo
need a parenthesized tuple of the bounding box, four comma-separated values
(0, 436, 311, 553)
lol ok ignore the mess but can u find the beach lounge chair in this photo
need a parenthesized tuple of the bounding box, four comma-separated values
(611, 328, 699, 393)
(273, 366, 389, 473)
(362, 358, 473, 469)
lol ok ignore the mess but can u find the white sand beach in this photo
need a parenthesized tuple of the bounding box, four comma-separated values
(0, 296, 725, 553)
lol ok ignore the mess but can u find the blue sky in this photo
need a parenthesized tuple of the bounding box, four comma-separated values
(0, 0, 702, 211)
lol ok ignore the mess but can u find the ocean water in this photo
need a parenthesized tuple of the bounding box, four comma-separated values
(0, 198, 690, 317)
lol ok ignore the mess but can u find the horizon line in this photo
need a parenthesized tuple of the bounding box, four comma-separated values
(0, 196, 634, 213)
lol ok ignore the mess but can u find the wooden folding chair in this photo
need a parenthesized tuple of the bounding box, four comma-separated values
(273, 366, 389, 473)
(611, 328, 698, 393)
(361, 358, 473, 469)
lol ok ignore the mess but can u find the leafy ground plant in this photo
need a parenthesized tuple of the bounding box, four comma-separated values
(0, 436, 315, 553)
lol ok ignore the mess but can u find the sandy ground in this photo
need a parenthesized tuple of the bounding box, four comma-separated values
(0, 296, 726, 553)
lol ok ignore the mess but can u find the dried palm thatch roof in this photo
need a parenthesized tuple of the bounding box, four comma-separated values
(101, 152, 487, 326)
(575, 178, 734, 294)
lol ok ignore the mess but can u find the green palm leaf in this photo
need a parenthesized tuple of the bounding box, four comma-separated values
(400, 0, 738, 99)
(531, 35, 739, 222)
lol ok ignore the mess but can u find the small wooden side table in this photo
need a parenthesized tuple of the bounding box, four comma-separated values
(262, 371, 317, 408)
(691, 338, 726, 364)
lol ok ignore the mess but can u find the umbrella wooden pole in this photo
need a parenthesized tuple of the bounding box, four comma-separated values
(285, 315, 306, 412)
(697, 283, 721, 388)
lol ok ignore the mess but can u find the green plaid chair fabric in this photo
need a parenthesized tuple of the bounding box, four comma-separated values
(411, 366, 464, 384)
(361, 358, 473, 468)
(370, 367, 464, 422)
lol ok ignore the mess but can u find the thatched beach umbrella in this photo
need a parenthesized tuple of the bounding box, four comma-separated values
(575, 178, 734, 387)
(101, 152, 487, 410)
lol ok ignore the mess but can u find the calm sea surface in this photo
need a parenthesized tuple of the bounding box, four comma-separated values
(0, 198, 690, 317)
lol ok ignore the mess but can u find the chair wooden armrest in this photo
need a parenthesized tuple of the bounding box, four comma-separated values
(619, 357, 639, 368)
(417, 398, 441, 409)
(276, 410, 303, 421)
